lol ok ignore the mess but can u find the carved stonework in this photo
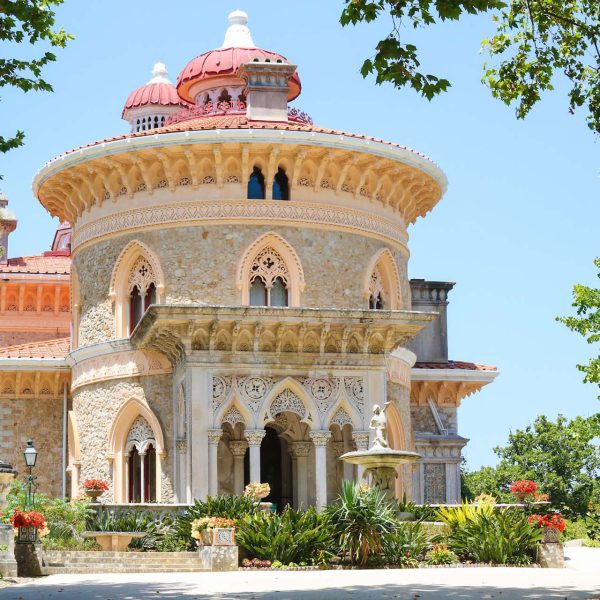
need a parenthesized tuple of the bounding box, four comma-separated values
(331, 441, 345, 457)
(301, 377, 340, 413)
(127, 416, 155, 453)
(212, 375, 233, 412)
(344, 377, 365, 410)
(369, 266, 386, 304)
(238, 376, 275, 412)
(309, 430, 331, 447)
(207, 428, 223, 445)
(245, 429, 266, 446)
(270, 389, 307, 420)
(290, 441, 311, 458)
(222, 405, 245, 427)
(175, 438, 187, 454)
(353, 431, 370, 451)
(250, 246, 289, 289)
(228, 441, 248, 457)
(330, 406, 353, 428)
(128, 256, 156, 294)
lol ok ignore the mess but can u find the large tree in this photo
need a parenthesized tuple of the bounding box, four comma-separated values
(463, 413, 600, 517)
(0, 0, 71, 159)
(341, 0, 600, 133)
(557, 257, 600, 397)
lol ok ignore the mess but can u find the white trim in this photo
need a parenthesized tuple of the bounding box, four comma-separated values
(411, 368, 498, 383)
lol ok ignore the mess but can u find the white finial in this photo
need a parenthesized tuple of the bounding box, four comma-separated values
(221, 9, 255, 49)
(148, 62, 171, 84)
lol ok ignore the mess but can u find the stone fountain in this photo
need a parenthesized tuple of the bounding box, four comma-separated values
(340, 402, 420, 500)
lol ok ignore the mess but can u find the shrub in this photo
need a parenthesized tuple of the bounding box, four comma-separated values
(425, 543, 458, 565)
(325, 481, 396, 566)
(446, 509, 542, 565)
(435, 501, 495, 529)
(563, 518, 589, 541)
(381, 520, 429, 567)
(235, 506, 330, 565)
(43, 499, 94, 547)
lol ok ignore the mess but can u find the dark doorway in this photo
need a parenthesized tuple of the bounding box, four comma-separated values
(260, 426, 282, 510)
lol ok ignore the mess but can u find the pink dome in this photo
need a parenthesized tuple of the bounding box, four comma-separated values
(177, 47, 301, 104)
(122, 63, 188, 118)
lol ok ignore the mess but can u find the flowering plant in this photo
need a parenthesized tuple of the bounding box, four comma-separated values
(9, 509, 46, 529)
(243, 482, 270, 501)
(190, 517, 235, 539)
(510, 480, 537, 497)
(534, 493, 550, 502)
(82, 479, 109, 491)
(529, 513, 566, 532)
(474, 493, 497, 506)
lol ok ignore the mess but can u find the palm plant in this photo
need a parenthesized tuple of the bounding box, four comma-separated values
(325, 481, 396, 566)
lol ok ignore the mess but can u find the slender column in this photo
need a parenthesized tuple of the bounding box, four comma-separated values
(343, 438, 355, 481)
(289, 452, 298, 508)
(207, 429, 222, 497)
(229, 440, 248, 495)
(140, 452, 146, 503)
(245, 430, 265, 483)
(309, 431, 331, 511)
(290, 442, 311, 509)
(353, 431, 370, 481)
(331, 441, 345, 491)
(175, 439, 187, 502)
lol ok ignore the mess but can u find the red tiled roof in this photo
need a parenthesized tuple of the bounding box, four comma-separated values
(57, 114, 436, 165)
(177, 47, 301, 103)
(414, 361, 497, 371)
(0, 254, 71, 274)
(123, 81, 188, 114)
(0, 337, 70, 359)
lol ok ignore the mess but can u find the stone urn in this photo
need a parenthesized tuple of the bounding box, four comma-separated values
(84, 489, 103, 503)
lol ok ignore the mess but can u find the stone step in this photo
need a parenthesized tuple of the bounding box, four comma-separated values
(46, 555, 203, 563)
(45, 551, 197, 560)
(43, 565, 210, 574)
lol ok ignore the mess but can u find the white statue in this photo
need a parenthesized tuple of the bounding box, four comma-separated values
(369, 401, 391, 449)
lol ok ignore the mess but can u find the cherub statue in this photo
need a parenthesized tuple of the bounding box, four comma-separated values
(369, 401, 391, 449)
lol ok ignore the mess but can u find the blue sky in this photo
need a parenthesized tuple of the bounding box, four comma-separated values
(1, 1, 598, 468)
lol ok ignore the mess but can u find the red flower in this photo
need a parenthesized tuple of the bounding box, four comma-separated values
(82, 479, 109, 491)
(510, 480, 537, 496)
(10, 509, 46, 529)
(528, 513, 565, 532)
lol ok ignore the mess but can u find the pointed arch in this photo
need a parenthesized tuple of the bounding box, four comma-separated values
(214, 397, 254, 430)
(258, 377, 317, 428)
(237, 232, 305, 306)
(107, 397, 166, 502)
(67, 411, 82, 499)
(109, 240, 165, 337)
(363, 248, 403, 310)
(324, 396, 362, 431)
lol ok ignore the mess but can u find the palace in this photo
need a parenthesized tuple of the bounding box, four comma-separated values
(0, 11, 497, 508)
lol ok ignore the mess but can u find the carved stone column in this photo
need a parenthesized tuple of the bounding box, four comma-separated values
(290, 442, 311, 509)
(309, 431, 331, 511)
(331, 441, 345, 493)
(229, 440, 248, 495)
(207, 429, 222, 497)
(245, 430, 266, 483)
(175, 439, 188, 503)
(353, 431, 370, 481)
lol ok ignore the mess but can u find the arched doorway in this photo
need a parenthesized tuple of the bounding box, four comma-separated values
(260, 426, 285, 510)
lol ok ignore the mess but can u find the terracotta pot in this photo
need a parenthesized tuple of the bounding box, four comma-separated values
(212, 527, 235, 546)
(84, 489, 103, 503)
(513, 492, 530, 502)
(543, 527, 560, 544)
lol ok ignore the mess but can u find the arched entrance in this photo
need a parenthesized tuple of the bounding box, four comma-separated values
(260, 426, 285, 509)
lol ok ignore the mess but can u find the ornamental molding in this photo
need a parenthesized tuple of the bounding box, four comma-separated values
(71, 200, 409, 253)
(352, 431, 370, 450)
(126, 415, 156, 454)
(222, 405, 246, 427)
(309, 430, 331, 446)
(207, 428, 223, 445)
(228, 440, 248, 457)
(71, 348, 171, 390)
(245, 429, 266, 445)
(330, 406, 354, 429)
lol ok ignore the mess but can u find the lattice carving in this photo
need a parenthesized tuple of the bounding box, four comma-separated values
(178, 177, 192, 186)
(127, 256, 156, 294)
(236, 376, 275, 412)
(344, 377, 365, 410)
(270, 389, 307, 420)
(330, 406, 353, 428)
(250, 246, 289, 288)
(301, 377, 339, 413)
(369, 266, 386, 303)
(127, 416, 155, 453)
(202, 175, 215, 184)
(223, 405, 245, 427)
(212, 375, 233, 411)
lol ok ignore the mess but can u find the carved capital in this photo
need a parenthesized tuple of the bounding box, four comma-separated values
(290, 441, 312, 458)
(207, 428, 223, 445)
(229, 440, 248, 457)
(353, 431, 370, 451)
(245, 429, 266, 446)
(331, 441, 345, 457)
(309, 430, 331, 447)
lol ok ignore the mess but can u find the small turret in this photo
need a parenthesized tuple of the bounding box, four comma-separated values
(0, 192, 17, 265)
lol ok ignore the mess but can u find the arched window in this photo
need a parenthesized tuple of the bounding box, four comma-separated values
(126, 416, 157, 503)
(368, 266, 386, 310)
(127, 257, 157, 333)
(247, 166, 265, 199)
(272, 167, 289, 201)
(249, 247, 289, 307)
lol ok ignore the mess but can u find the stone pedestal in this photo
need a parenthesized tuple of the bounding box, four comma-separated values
(198, 545, 238, 571)
(537, 543, 564, 568)
(0, 460, 16, 509)
(14, 541, 46, 577)
(0, 523, 17, 577)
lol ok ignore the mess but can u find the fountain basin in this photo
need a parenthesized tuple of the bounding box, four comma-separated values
(340, 448, 420, 469)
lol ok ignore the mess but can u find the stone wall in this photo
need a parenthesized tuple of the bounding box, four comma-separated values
(72, 374, 174, 501)
(74, 224, 409, 346)
(0, 397, 63, 497)
(411, 405, 438, 435)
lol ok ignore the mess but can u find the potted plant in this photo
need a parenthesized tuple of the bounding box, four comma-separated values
(9, 509, 46, 543)
(529, 513, 566, 543)
(191, 517, 236, 546)
(244, 482, 271, 512)
(510, 480, 537, 502)
(82, 479, 109, 503)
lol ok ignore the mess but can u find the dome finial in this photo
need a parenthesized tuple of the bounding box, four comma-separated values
(221, 9, 255, 49)
(148, 62, 170, 84)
